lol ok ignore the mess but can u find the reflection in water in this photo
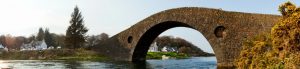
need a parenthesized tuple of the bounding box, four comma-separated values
(64, 61, 82, 69)
(132, 61, 148, 69)
(0, 57, 220, 69)
(0, 60, 11, 69)
(101, 61, 152, 69)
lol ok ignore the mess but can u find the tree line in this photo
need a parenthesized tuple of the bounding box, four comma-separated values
(155, 36, 214, 56)
(0, 6, 109, 51)
(0, 31, 109, 51)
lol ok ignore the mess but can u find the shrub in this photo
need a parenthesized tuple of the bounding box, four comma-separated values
(235, 1, 300, 69)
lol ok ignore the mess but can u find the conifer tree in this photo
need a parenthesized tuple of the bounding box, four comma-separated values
(44, 28, 56, 48)
(36, 27, 44, 41)
(65, 6, 88, 49)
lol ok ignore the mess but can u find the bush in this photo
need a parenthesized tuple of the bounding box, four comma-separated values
(146, 52, 189, 59)
(235, 1, 300, 69)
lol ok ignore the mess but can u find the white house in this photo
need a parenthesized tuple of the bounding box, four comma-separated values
(48, 46, 54, 49)
(161, 46, 177, 52)
(161, 46, 167, 52)
(57, 46, 61, 49)
(0, 44, 8, 54)
(148, 42, 159, 52)
(0, 44, 7, 51)
(21, 43, 30, 51)
(0, 44, 4, 49)
(36, 40, 47, 50)
(20, 42, 35, 51)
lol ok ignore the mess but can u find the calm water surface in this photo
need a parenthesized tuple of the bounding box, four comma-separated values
(0, 57, 217, 69)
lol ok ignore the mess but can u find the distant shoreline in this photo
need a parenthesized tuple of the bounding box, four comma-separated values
(146, 52, 214, 60)
(0, 49, 109, 61)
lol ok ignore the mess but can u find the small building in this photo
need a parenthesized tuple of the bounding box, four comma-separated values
(161, 46, 177, 52)
(148, 42, 159, 52)
(161, 46, 168, 52)
(0, 44, 4, 49)
(48, 46, 54, 49)
(57, 46, 61, 49)
(35, 40, 47, 50)
(0, 44, 7, 54)
(20, 42, 35, 51)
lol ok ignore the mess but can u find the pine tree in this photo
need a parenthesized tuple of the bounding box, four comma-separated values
(36, 27, 44, 41)
(44, 28, 56, 48)
(65, 6, 88, 49)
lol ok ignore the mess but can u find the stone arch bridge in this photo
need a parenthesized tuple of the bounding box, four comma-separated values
(92, 7, 280, 67)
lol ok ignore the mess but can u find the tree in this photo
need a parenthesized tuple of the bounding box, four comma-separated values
(36, 27, 44, 41)
(85, 33, 109, 48)
(44, 28, 56, 48)
(154, 35, 209, 56)
(4, 34, 15, 50)
(27, 35, 39, 48)
(65, 6, 88, 49)
(26, 35, 35, 44)
(96, 33, 109, 44)
(0, 35, 5, 46)
(14, 36, 26, 50)
(155, 36, 173, 50)
(99, 33, 109, 42)
(52, 34, 65, 48)
(86, 35, 97, 47)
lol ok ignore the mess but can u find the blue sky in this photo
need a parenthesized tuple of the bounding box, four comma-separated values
(0, 0, 298, 53)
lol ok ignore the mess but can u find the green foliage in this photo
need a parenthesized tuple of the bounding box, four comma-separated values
(146, 52, 162, 59)
(0, 49, 108, 61)
(44, 28, 57, 48)
(85, 33, 109, 49)
(65, 6, 88, 49)
(235, 33, 280, 69)
(52, 34, 66, 48)
(36, 27, 44, 41)
(155, 36, 214, 56)
(235, 1, 300, 69)
(271, 1, 300, 68)
(272, 1, 300, 53)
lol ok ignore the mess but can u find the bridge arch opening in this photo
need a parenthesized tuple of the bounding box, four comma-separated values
(132, 21, 216, 62)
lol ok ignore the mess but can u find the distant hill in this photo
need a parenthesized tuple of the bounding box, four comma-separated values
(154, 36, 214, 56)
